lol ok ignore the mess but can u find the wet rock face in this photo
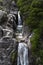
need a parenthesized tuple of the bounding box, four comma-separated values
(0, 10, 17, 30)
(0, 26, 18, 65)
(0, 10, 18, 65)
(0, 37, 18, 65)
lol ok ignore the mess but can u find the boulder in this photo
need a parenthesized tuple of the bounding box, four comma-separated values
(7, 13, 17, 31)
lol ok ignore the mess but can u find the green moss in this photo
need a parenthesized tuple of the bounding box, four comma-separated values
(0, 0, 3, 2)
(10, 51, 17, 63)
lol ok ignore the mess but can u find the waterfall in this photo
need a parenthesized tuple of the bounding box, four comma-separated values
(17, 42, 29, 65)
(18, 11, 22, 25)
(16, 11, 23, 39)
(17, 11, 29, 65)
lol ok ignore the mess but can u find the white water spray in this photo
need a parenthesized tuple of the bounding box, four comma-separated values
(18, 11, 22, 25)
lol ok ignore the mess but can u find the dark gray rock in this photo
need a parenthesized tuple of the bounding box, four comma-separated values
(0, 9, 18, 65)
(0, 36, 18, 65)
(7, 13, 17, 30)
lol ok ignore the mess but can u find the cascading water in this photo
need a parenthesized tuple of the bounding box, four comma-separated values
(17, 42, 29, 65)
(18, 11, 22, 25)
(17, 11, 29, 65)
(16, 11, 23, 39)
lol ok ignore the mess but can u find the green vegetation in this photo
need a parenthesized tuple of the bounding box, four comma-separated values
(17, 0, 43, 64)
(17, 0, 32, 20)
(10, 51, 17, 65)
(0, 0, 3, 2)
